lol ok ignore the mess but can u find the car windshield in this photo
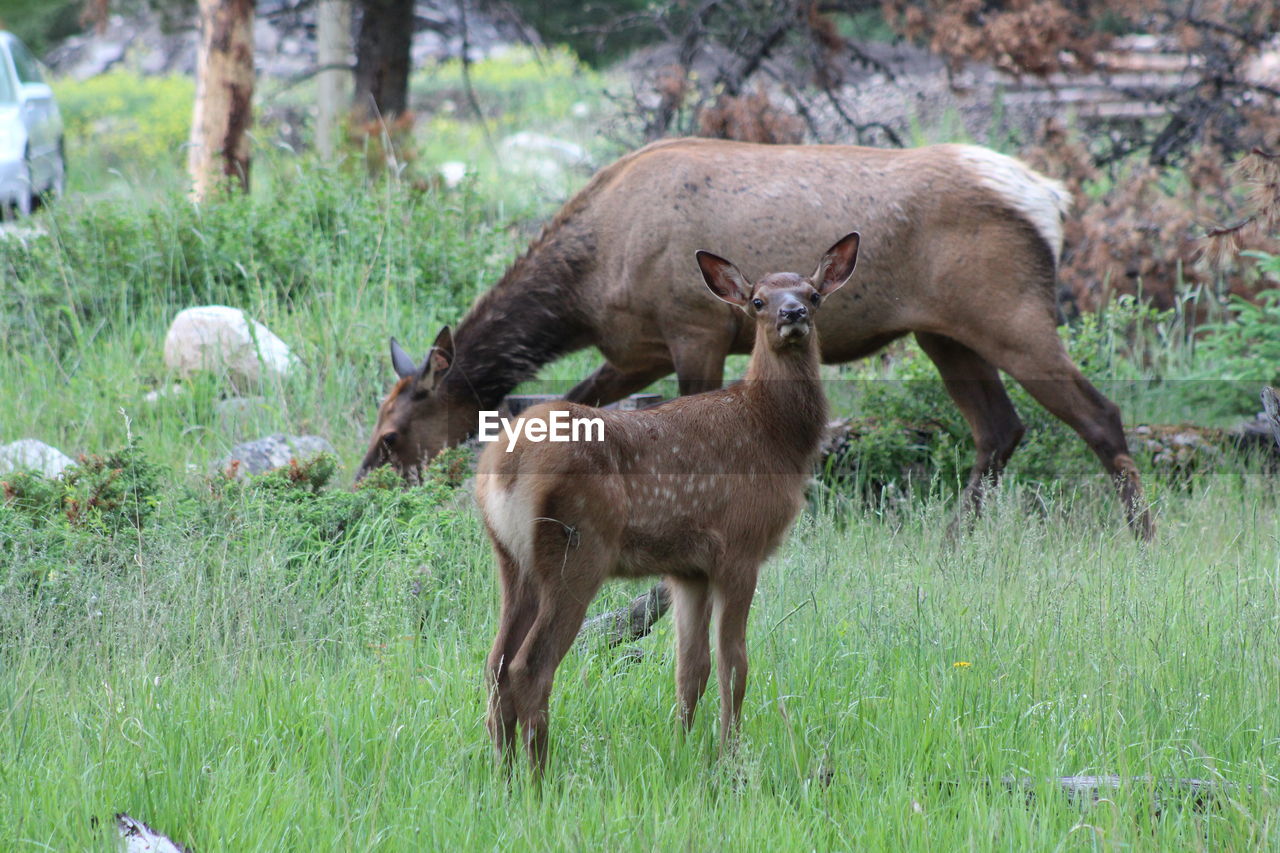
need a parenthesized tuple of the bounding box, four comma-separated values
(0, 49, 16, 104)
(8, 38, 44, 85)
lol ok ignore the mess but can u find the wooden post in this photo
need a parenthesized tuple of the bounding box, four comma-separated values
(188, 0, 256, 202)
(316, 0, 351, 160)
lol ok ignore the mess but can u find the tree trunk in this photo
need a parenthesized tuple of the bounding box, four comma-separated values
(353, 0, 414, 122)
(317, 0, 352, 158)
(188, 0, 256, 201)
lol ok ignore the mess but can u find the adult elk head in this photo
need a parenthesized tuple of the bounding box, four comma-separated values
(355, 326, 469, 483)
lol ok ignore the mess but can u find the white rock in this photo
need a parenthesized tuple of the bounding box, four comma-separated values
(0, 439, 75, 478)
(439, 161, 468, 188)
(143, 384, 186, 403)
(499, 131, 589, 166)
(163, 306, 296, 389)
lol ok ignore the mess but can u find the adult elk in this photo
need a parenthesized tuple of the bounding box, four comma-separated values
(477, 234, 861, 770)
(357, 137, 1152, 539)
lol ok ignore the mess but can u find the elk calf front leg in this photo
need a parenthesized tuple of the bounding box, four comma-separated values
(713, 572, 757, 750)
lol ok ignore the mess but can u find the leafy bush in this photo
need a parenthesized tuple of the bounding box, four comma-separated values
(52, 71, 195, 171)
(199, 452, 455, 574)
(1, 440, 163, 593)
(1183, 283, 1280, 419)
(0, 442, 471, 606)
(0, 165, 511, 351)
(2, 440, 161, 533)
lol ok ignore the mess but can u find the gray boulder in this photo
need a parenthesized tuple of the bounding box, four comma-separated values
(220, 434, 335, 476)
(0, 439, 75, 478)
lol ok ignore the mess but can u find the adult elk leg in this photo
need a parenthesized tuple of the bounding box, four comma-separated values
(565, 361, 672, 407)
(670, 334, 729, 396)
(669, 577, 713, 729)
(967, 319, 1154, 541)
(916, 332, 1026, 528)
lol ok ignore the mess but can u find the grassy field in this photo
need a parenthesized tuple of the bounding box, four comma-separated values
(4, 59, 1280, 849)
(3, 454, 1278, 849)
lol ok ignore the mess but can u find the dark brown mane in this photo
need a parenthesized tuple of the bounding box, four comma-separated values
(442, 219, 595, 409)
(440, 145, 666, 409)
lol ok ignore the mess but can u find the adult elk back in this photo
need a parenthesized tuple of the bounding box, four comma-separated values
(358, 137, 1152, 539)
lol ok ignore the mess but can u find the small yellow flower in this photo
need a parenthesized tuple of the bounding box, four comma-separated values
(952, 661, 971, 668)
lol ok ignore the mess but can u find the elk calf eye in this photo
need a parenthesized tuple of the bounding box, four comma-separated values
(381, 432, 399, 448)
(751, 298, 765, 309)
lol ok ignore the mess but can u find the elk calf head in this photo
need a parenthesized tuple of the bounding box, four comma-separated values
(696, 231, 861, 351)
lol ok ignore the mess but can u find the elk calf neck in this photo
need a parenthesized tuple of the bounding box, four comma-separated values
(475, 232, 862, 772)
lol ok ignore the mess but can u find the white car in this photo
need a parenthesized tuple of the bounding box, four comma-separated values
(0, 31, 64, 218)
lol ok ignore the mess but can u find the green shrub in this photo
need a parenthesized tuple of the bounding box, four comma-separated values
(52, 71, 195, 171)
(1, 440, 163, 593)
(1, 442, 469, 608)
(1182, 284, 1280, 420)
(0, 166, 511, 351)
(2, 440, 161, 533)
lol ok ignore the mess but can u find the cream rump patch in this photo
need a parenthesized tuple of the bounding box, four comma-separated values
(951, 145, 1071, 265)
(480, 481, 536, 568)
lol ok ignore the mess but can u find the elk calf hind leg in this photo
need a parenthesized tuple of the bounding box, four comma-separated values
(486, 546, 538, 762)
(501, 528, 609, 772)
(670, 576, 713, 729)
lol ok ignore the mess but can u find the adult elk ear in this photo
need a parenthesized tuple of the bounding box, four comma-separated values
(416, 325, 454, 393)
(390, 337, 418, 379)
(811, 231, 861, 296)
(696, 250, 752, 308)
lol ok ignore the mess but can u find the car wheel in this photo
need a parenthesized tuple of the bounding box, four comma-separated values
(48, 138, 66, 200)
(16, 156, 33, 218)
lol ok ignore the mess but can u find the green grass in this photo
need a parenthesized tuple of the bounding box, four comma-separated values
(2, 470, 1278, 850)
(4, 91, 1280, 849)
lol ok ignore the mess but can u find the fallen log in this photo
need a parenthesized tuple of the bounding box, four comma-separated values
(577, 582, 671, 647)
(1262, 386, 1280, 449)
(1000, 774, 1236, 814)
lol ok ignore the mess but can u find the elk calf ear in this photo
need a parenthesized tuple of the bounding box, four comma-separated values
(812, 232, 861, 296)
(696, 250, 752, 307)
(417, 325, 454, 393)
(390, 337, 418, 379)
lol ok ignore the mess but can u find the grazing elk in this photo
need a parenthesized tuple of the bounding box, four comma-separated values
(476, 233, 861, 771)
(357, 137, 1151, 541)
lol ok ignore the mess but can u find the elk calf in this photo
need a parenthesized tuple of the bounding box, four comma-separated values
(475, 233, 861, 772)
